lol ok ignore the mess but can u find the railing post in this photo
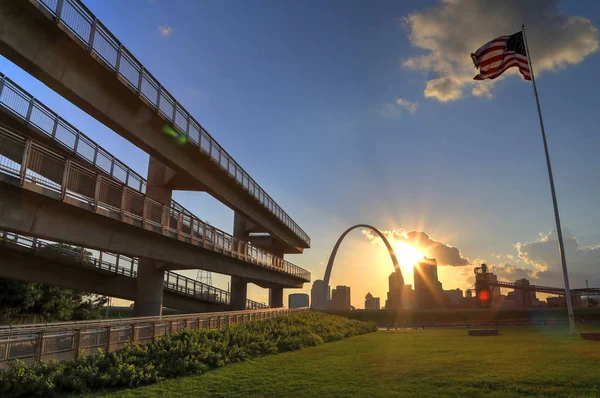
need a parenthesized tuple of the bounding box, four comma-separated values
(79, 246, 85, 264)
(19, 139, 32, 187)
(0, 75, 5, 99)
(130, 324, 136, 343)
(217, 316, 222, 329)
(98, 250, 103, 266)
(105, 326, 111, 353)
(160, 204, 167, 234)
(25, 99, 34, 126)
(73, 133, 80, 154)
(177, 212, 182, 240)
(94, 174, 102, 211)
(55, 0, 64, 23)
(73, 329, 82, 359)
(156, 85, 162, 111)
(115, 45, 123, 75)
(88, 18, 97, 52)
(172, 100, 177, 123)
(151, 323, 156, 342)
(35, 331, 45, 363)
(51, 117, 59, 138)
(60, 159, 71, 200)
(137, 67, 144, 95)
(142, 197, 148, 229)
(120, 186, 127, 221)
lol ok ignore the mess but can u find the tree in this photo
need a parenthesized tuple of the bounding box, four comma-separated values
(0, 242, 108, 322)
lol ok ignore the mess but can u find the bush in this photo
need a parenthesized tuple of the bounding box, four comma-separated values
(0, 312, 376, 397)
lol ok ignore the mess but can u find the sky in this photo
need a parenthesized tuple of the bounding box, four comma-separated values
(2, 0, 600, 308)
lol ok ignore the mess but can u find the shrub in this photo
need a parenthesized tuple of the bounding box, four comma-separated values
(0, 312, 376, 397)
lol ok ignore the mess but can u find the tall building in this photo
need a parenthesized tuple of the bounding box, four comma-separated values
(365, 292, 381, 310)
(413, 258, 445, 309)
(401, 284, 413, 310)
(288, 293, 309, 309)
(311, 280, 330, 310)
(329, 285, 351, 310)
(385, 270, 404, 310)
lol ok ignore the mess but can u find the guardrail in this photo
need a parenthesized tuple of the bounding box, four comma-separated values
(0, 73, 200, 224)
(0, 231, 267, 310)
(27, 0, 310, 247)
(0, 124, 311, 281)
(0, 307, 307, 367)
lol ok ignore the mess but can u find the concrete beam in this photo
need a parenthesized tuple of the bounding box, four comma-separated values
(0, 181, 304, 288)
(0, 0, 307, 253)
(0, 245, 229, 313)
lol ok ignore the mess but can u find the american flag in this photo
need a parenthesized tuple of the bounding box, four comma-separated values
(471, 31, 531, 81)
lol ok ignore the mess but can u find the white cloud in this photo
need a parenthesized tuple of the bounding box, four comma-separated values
(516, 228, 600, 287)
(403, 0, 599, 102)
(396, 98, 418, 113)
(158, 25, 173, 37)
(376, 98, 418, 118)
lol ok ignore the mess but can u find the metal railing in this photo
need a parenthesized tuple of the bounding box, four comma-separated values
(27, 0, 310, 247)
(0, 307, 307, 367)
(0, 231, 267, 310)
(0, 73, 205, 230)
(0, 125, 311, 281)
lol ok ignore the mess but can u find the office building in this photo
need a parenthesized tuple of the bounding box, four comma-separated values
(311, 280, 330, 310)
(288, 293, 309, 309)
(385, 270, 404, 310)
(413, 258, 445, 309)
(365, 292, 381, 310)
(329, 285, 351, 311)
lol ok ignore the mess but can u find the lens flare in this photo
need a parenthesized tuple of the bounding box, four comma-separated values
(162, 124, 187, 145)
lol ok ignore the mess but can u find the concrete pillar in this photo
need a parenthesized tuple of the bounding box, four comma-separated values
(269, 287, 284, 308)
(133, 157, 173, 317)
(230, 276, 248, 310)
(233, 212, 253, 240)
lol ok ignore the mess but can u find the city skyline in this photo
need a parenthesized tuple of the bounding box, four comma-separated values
(1, 0, 599, 308)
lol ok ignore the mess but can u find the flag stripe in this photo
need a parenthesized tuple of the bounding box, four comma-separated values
(471, 32, 530, 82)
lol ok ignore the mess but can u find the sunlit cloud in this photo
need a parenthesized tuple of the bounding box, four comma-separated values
(402, 0, 599, 102)
(158, 25, 173, 37)
(362, 229, 470, 267)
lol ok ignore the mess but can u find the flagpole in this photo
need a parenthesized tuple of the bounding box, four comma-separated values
(521, 24, 576, 334)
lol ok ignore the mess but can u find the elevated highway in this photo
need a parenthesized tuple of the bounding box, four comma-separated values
(0, 122, 310, 286)
(0, 0, 309, 255)
(0, 231, 267, 312)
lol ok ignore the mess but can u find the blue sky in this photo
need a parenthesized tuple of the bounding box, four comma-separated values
(2, 0, 599, 307)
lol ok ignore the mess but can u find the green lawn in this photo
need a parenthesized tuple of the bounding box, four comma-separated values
(94, 325, 600, 398)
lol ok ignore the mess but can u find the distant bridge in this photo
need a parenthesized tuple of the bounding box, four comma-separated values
(488, 280, 600, 297)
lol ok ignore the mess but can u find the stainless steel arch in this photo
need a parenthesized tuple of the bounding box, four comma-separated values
(322, 224, 404, 305)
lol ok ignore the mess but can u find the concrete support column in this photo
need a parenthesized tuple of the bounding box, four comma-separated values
(269, 287, 284, 308)
(133, 157, 173, 317)
(230, 276, 248, 310)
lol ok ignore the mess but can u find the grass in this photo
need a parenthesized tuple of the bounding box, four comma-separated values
(92, 325, 600, 398)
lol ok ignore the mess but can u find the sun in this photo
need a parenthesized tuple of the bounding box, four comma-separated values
(394, 242, 424, 268)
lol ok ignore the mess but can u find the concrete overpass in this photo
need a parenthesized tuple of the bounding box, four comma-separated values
(0, 105, 310, 313)
(0, 231, 268, 313)
(0, 0, 309, 254)
(0, 0, 312, 316)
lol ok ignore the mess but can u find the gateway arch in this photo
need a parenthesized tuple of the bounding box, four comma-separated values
(321, 224, 404, 306)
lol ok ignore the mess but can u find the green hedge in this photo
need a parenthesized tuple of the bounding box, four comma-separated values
(0, 312, 376, 397)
